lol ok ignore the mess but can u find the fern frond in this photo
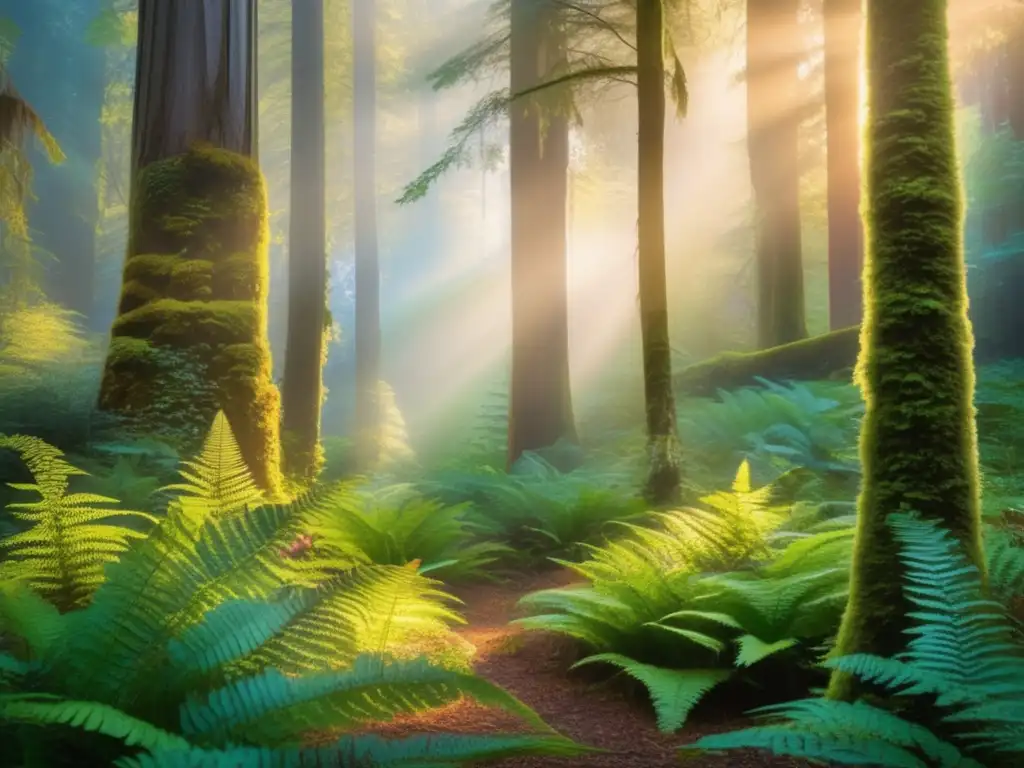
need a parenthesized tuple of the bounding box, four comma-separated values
(0, 694, 191, 752)
(179, 654, 550, 746)
(229, 564, 463, 676)
(0, 434, 158, 608)
(162, 411, 263, 516)
(117, 732, 586, 768)
(571, 653, 730, 732)
(0, 578, 64, 661)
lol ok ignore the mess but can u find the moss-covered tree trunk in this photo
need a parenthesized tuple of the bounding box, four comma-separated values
(636, 0, 681, 505)
(99, 0, 282, 495)
(827, 0, 984, 700)
(352, 0, 382, 471)
(280, 0, 327, 481)
(746, 0, 807, 348)
(823, 0, 864, 331)
(507, 0, 577, 469)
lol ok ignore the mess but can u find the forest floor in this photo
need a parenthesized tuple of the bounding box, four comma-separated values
(362, 568, 815, 768)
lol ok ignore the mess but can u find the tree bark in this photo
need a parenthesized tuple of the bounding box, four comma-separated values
(131, 0, 258, 172)
(352, 0, 382, 470)
(636, 0, 681, 505)
(507, 0, 577, 469)
(828, 0, 984, 700)
(823, 0, 863, 330)
(746, 0, 807, 348)
(99, 0, 281, 495)
(280, 0, 327, 481)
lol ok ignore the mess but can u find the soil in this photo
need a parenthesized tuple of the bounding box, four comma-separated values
(361, 568, 816, 768)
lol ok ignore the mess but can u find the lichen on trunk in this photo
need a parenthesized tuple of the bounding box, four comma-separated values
(98, 143, 281, 495)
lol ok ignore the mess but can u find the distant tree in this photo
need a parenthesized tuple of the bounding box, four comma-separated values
(0, 60, 62, 310)
(507, 0, 577, 468)
(353, 0, 382, 470)
(823, 0, 863, 330)
(98, 0, 282, 495)
(827, 0, 985, 700)
(281, 0, 328, 481)
(746, 0, 807, 348)
(7, 0, 104, 325)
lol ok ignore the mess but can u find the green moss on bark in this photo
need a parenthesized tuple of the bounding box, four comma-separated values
(99, 143, 281, 495)
(827, 0, 983, 700)
(674, 326, 859, 397)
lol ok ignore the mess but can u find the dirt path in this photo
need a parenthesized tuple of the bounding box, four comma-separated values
(371, 569, 813, 768)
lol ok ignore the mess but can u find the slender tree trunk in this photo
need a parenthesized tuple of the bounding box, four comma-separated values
(352, 0, 382, 470)
(823, 0, 863, 330)
(636, 0, 681, 505)
(746, 0, 807, 348)
(100, 0, 281, 494)
(828, 0, 983, 700)
(507, 0, 577, 469)
(280, 0, 327, 480)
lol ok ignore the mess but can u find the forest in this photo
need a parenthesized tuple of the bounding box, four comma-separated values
(0, 0, 1022, 766)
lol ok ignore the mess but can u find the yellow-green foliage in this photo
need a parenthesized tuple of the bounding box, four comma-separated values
(0, 435, 156, 610)
(163, 410, 266, 514)
(829, 0, 984, 700)
(98, 143, 281, 495)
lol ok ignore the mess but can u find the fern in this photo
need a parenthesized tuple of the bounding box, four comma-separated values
(115, 732, 587, 767)
(0, 432, 577, 765)
(0, 434, 157, 609)
(162, 410, 263, 515)
(307, 483, 509, 580)
(683, 513, 1024, 767)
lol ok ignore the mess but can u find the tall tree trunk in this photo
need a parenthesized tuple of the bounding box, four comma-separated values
(636, 0, 681, 505)
(746, 0, 807, 348)
(352, 0, 382, 470)
(823, 0, 863, 330)
(827, 0, 983, 700)
(507, 0, 577, 469)
(99, 0, 281, 495)
(280, 0, 327, 481)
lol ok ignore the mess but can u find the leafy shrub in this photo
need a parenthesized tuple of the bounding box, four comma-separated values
(678, 378, 862, 486)
(683, 513, 1024, 767)
(307, 482, 510, 581)
(514, 464, 851, 731)
(421, 457, 645, 562)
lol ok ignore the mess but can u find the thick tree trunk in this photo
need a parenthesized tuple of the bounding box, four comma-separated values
(507, 0, 577, 469)
(100, 0, 281, 495)
(746, 0, 807, 349)
(823, 0, 863, 330)
(828, 0, 983, 700)
(280, 0, 327, 481)
(352, 0, 382, 470)
(131, 0, 258, 172)
(636, 0, 681, 505)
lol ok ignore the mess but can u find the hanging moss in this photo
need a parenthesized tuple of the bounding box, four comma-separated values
(99, 143, 281, 496)
(827, 0, 983, 700)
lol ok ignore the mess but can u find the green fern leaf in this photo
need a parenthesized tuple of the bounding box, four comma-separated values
(0, 694, 191, 751)
(734, 635, 799, 667)
(571, 653, 730, 732)
(163, 411, 263, 516)
(180, 654, 550, 746)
